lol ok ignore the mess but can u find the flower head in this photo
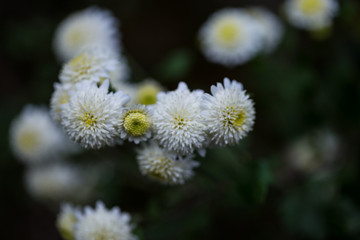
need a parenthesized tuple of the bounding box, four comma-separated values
(25, 163, 92, 203)
(53, 6, 120, 62)
(153, 82, 207, 155)
(202, 78, 255, 146)
(199, 8, 262, 66)
(61, 80, 129, 149)
(10, 105, 71, 163)
(136, 142, 199, 185)
(118, 105, 152, 144)
(59, 46, 119, 86)
(50, 83, 74, 122)
(284, 0, 338, 30)
(57, 204, 80, 240)
(248, 7, 284, 54)
(75, 201, 136, 240)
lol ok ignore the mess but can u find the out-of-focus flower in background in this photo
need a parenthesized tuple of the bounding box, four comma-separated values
(284, 0, 338, 31)
(53, 6, 121, 62)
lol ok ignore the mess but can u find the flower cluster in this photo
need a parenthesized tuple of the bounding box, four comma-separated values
(198, 7, 283, 67)
(57, 201, 137, 240)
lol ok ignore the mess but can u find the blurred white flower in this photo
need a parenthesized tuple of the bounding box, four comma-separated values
(135, 79, 163, 105)
(25, 163, 93, 203)
(50, 83, 74, 122)
(284, 0, 338, 30)
(198, 8, 262, 67)
(109, 56, 130, 89)
(111, 82, 138, 106)
(61, 80, 129, 149)
(248, 7, 284, 54)
(118, 105, 152, 144)
(57, 203, 80, 240)
(153, 82, 207, 155)
(59, 46, 118, 86)
(202, 78, 255, 146)
(75, 201, 136, 240)
(286, 129, 340, 173)
(53, 6, 120, 62)
(10, 105, 72, 163)
(136, 142, 199, 185)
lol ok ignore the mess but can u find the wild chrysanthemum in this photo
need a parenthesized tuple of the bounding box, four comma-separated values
(118, 105, 152, 144)
(136, 142, 199, 185)
(75, 201, 136, 240)
(50, 83, 74, 122)
(198, 8, 262, 67)
(25, 163, 92, 203)
(284, 0, 338, 30)
(61, 80, 129, 149)
(152, 82, 207, 155)
(9, 105, 71, 163)
(59, 46, 118, 86)
(135, 79, 163, 105)
(248, 7, 284, 54)
(57, 204, 79, 240)
(202, 78, 255, 146)
(53, 6, 120, 62)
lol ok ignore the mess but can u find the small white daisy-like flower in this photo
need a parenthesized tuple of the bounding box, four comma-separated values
(136, 142, 199, 185)
(59, 46, 118, 86)
(248, 7, 284, 54)
(57, 204, 80, 240)
(53, 6, 120, 62)
(50, 83, 74, 122)
(75, 201, 136, 240)
(202, 77, 255, 146)
(61, 80, 129, 149)
(135, 79, 164, 105)
(284, 0, 338, 30)
(9, 105, 71, 163)
(25, 163, 92, 203)
(153, 82, 207, 155)
(118, 105, 152, 144)
(198, 8, 262, 67)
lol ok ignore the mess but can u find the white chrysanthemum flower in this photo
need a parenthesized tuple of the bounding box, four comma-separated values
(199, 8, 262, 67)
(59, 46, 118, 86)
(118, 105, 152, 144)
(284, 0, 338, 30)
(136, 142, 199, 185)
(25, 163, 92, 203)
(135, 79, 163, 105)
(248, 7, 284, 54)
(153, 82, 207, 155)
(75, 201, 137, 240)
(202, 78, 255, 146)
(9, 105, 71, 163)
(50, 83, 74, 122)
(61, 80, 129, 149)
(57, 204, 80, 240)
(53, 6, 120, 62)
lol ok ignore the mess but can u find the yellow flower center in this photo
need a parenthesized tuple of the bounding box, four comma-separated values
(80, 111, 97, 128)
(19, 131, 38, 151)
(216, 20, 242, 47)
(136, 85, 161, 105)
(299, 0, 324, 15)
(68, 30, 84, 46)
(148, 158, 172, 180)
(57, 213, 77, 240)
(68, 53, 94, 79)
(173, 114, 186, 130)
(124, 111, 150, 136)
(222, 106, 247, 128)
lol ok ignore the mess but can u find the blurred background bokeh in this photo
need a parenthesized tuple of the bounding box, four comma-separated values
(1, 0, 360, 239)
